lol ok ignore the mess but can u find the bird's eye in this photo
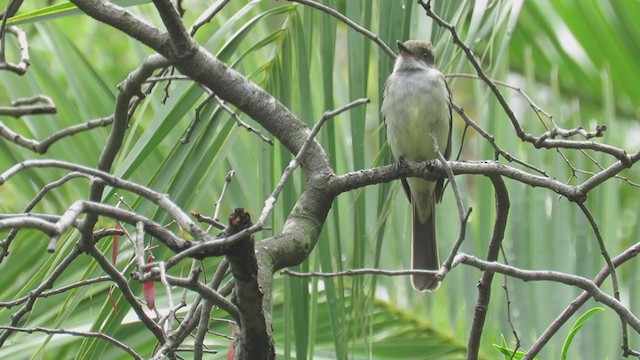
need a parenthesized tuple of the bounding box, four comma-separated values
(422, 52, 430, 59)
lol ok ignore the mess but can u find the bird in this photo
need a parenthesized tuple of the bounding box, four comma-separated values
(381, 40, 452, 291)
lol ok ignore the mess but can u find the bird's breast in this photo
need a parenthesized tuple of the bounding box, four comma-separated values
(382, 69, 449, 162)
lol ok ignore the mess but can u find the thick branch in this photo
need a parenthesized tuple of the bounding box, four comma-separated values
(69, 0, 332, 179)
(226, 215, 274, 359)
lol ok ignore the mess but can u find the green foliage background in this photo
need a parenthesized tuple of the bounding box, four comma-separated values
(0, 0, 639, 359)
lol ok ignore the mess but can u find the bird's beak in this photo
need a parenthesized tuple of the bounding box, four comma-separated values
(396, 40, 410, 55)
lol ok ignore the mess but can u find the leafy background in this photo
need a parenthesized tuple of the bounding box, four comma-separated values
(1, 0, 639, 359)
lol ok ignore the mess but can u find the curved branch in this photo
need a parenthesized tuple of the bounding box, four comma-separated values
(0, 325, 143, 359)
(420, 1, 631, 163)
(525, 241, 640, 359)
(466, 175, 510, 359)
(330, 155, 640, 203)
(0, 160, 208, 243)
(69, 0, 332, 179)
(87, 245, 167, 344)
(454, 254, 640, 334)
(0, 116, 111, 152)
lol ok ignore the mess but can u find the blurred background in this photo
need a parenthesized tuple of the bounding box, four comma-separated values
(1, 0, 639, 359)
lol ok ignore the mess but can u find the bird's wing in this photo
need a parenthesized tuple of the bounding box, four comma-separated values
(435, 76, 453, 203)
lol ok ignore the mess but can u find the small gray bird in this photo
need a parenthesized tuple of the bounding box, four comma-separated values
(381, 40, 452, 291)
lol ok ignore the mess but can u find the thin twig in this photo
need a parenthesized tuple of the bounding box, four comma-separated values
(256, 97, 369, 226)
(145, 75, 190, 83)
(189, 0, 230, 36)
(420, 0, 630, 163)
(447, 73, 552, 120)
(282, 268, 438, 278)
(0, 116, 112, 153)
(500, 246, 521, 360)
(0, 276, 111, 308)
(451, 102, 548, 177)
(213, 170, 235, 224)
(433, 140, 465, 220)
(439, 208, 472, 278)
(190, 211, 226, 231)
(454, 253, 640, 334)
(211, 91, 273, 145)
(0, 247, 82, 347)
(0, 25, 29, 74)
(0, 94, 56, 117)
(181, 93, 214, 144)
(0, 159, 209, 243)
(0, 326, 143, 360)
(288, 0, 395, 58)
(576, 201, 626, 351)
(158, 262, 175, 332)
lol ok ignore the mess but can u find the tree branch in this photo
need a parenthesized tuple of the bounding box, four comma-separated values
(454, 253, 640, 333)
(0, 325, 143, 360)
(466, 175, 510, 360)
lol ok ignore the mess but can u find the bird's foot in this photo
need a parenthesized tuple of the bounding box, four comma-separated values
(426, 159, 437, 172)
(395, 156, 409, 173)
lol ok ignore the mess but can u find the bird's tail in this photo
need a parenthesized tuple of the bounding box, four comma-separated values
(411, 197, 440, 291)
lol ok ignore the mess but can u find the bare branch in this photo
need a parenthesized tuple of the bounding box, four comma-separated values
(210, 93, 273, 146)
(0, 326, 143, 360)
(0, 247, 81, 346)
(69, 0, 168, 52)
(151, 0, 194, 56)
(451, 103, 548, 176)
(447, 73, 553, 120)
(420, 1, 630, 163)
(256, 98, 369, 226)
(0, 116, 112, 153)
(576, 201, 626, 351)
(0, 276, 111, 308)
(499, 248, 522, 360)
(466, 175, 510, 360)
(282, 268, 438, 278)
(526, 242, 640, 358)
(0, 172, 88, 262)
(454, 253, 640, 334)
(0, 26, 29, 74)
(439, 208, 472, 278)
(0, 160, 208, 243)
(193, 300, 214, 360)
(189, 0, 231, 36)
(87, 245, 167, 343)
(163, 272, 240, 324)
(331, 155, 640, 203)
(190, 211, 226, 231)
(0, 95, 56, 117)
(288, 0, 395, 59)
(220, 171, 236, 215)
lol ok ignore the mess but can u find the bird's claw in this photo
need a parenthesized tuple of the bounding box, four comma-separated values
(395, 156, 409, 173)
